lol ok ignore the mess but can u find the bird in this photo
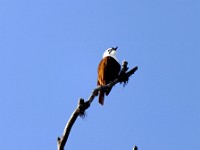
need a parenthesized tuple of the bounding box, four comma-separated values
(97, 47, 121, 105)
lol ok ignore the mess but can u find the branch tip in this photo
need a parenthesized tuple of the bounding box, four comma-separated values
(57, 137, 61, 142)
(78, 98, 84, 105)
(133, 145, 138, 150)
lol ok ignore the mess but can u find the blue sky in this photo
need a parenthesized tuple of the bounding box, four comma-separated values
(0, 0, 200, 150)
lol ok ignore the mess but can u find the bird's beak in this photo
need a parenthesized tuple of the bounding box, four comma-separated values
(113, 46, 118, 51)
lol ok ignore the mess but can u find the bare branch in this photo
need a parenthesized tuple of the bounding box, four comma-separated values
(57, 99, 88, 150)
(57, 60, 138, 150)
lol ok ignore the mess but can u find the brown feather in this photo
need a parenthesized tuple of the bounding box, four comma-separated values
(97, 56, 121, 105)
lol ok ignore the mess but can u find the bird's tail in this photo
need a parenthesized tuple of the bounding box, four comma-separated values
(99, 91, 105, 105)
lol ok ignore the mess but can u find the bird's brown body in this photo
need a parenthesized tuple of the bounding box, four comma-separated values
(97, 56, 121, 105)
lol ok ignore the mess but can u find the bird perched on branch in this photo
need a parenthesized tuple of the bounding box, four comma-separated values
(97, 47, 121, 105)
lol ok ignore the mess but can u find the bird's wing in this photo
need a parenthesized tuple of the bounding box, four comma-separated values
(97, 57, 109, 86)
(97, 57, 120, 85)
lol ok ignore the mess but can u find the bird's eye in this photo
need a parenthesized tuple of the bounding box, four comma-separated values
(108, 49, 112, 54)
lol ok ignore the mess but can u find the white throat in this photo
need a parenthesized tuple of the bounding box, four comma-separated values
(103, 53, 118, 62)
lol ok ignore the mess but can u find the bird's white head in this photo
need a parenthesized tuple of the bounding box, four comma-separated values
(103, 46, 118, 61)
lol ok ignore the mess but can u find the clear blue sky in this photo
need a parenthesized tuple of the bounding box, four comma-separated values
(0, 0, 199, 150)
